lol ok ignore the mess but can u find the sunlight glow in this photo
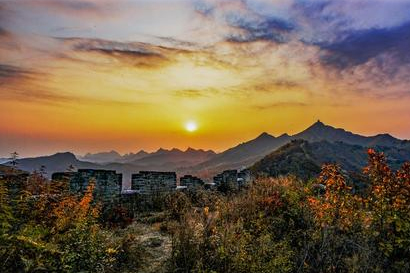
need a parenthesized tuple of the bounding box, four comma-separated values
(185, 121, 198, 132)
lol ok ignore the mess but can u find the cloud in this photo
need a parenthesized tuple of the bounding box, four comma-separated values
(42, 0, 99, 12)
(194, 0, 294, 43)
(226, 16, 294, 43)
(0, 79, 148, 107)
(319, 21, 410, 69)
(73, 39, 164, 58)
(0, 64, 36, 83)
(174, 89, 208, 98)
(24, 0, 119, 19)
(253, 101, 308, 110)
(0, 27, 10, 37)
(58, 37, 198, 68)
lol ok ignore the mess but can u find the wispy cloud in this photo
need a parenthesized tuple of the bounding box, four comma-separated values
(0, 64, 36, 83)
(22, 0, 123, 19)
(253, 101, 308, 110)
(58, 37, 197, 68)
(174, 89, 208, 98)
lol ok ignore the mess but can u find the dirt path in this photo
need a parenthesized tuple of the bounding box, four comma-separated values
(135, 222, 172, 273)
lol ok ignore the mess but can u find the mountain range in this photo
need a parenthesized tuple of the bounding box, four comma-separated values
(251, 139, 410, 181)
(0, 158, 9, 164)
(4, 120, 410, 189)
(80, 147, 215, 167)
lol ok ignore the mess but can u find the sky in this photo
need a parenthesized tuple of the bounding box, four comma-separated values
(1, 0, 410, 157)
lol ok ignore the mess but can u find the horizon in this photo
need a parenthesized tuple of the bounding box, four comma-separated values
(1, 119, 407, 158)
(1, 0, 410, 158)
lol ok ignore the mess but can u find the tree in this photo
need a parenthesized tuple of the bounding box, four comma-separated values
(9, 152, 19, 169)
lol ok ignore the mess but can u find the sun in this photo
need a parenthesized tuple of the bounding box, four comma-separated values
(185, 121, 198, 132)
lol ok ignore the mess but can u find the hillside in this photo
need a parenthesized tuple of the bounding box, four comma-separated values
(251, 139, 410, 180)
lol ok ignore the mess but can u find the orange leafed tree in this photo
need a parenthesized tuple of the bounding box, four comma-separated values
(52, 180, 99, 231)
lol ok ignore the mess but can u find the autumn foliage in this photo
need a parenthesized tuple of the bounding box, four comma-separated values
(0, 173, 144, 272)
(168, 149, 410, 272)
(1, 149, 410, 272)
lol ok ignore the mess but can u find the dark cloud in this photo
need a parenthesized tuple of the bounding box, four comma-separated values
(194, 0, 294, 43)
(0, 27, 9, 37)
(226, 16, 294, 43)
(319, 21, 410, 69)
(68, 38, 162, 57)
(76, 45, 163, 59)
(193, 0, 215, 17)
(154, 36, 200, 50)
(0, 64, 34, 82)
(56, 37, 207, 69)
(58, 37, 175, 68)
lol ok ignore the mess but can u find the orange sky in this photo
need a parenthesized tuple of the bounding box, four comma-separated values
(1, 0, 410, 157)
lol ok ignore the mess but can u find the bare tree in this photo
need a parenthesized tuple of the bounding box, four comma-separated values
(9, 152, 19, 169)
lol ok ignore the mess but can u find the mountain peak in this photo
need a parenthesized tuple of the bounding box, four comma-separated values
(311, 119, 326, 128)
(375, 133, 395, 139)
(256, 132, 274, 140)
(156, 148, 168, 153)
(54, 152, 77, 159)
(278, 133, 290, 138)
(301, 120, 335, 135)
(185, 147, 197, 152)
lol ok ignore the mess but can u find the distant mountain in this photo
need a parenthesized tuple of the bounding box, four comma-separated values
(251, 139, 410, 180)
(12, 152, 138, 189)
(10, 120, 410, 187)
(120, 150, 150, 163)
(80, 150, 122, 163)
(15, 152, 99, 174)
(293, 120, 404, 147)
(190, 132, 290, 174)
(13, 148, 217, 189)
(189, 120, 409, 176)
(79, 147, 215, 167)
(0, 158, 9, 164)
(130, 147, 216, 168)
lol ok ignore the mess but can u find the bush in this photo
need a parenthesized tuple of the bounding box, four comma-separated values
(167, 150, 410, 272)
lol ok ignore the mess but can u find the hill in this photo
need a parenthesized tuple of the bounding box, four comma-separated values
(293, 120, 404, 147)
(187, 133, 290, 174)
(13, 152, 101, 174)
(250, 139, 410, 180)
